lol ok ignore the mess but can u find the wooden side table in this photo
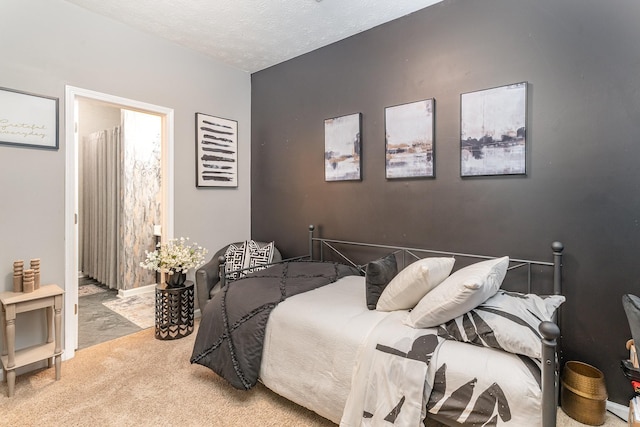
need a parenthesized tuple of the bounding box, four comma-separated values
(0, 284, 64, 397)
(155, 281, 194, 340)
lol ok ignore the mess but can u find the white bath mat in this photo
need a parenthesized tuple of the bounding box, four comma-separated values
(79, 284, 108, 297)
(103, 292, 155, 329)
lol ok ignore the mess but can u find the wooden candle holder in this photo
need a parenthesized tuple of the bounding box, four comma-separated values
(23, 269, 35, 293)
(30, 258, 41, 290)
(13, 260, 24, 292)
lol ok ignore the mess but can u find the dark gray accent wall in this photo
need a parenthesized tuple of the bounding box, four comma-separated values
(251, 0, 640, 404)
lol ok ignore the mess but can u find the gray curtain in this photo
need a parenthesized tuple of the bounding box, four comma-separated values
(81, 127, 122, 289)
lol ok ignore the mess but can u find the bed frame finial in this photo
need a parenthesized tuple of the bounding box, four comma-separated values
(308, 225, 315, 260)
(218, 255, 227, 288)
(552, 241, 563, 296)
(552, 241, 564, 253)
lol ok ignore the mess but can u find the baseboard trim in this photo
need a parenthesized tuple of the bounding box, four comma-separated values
(607, 400, 628, 421)
(118, 284, 156, 298)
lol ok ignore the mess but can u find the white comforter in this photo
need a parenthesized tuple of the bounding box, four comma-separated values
(340, 310, 442, 426)
(260, 275, 388, 423)
(260, 274, 543, 426)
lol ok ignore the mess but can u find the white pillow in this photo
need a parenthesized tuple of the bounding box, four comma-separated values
(376, 257, 455, 311)
(405, 256, 509, 328)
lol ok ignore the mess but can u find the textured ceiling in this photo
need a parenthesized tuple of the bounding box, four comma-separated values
(63, 0, 442, 73)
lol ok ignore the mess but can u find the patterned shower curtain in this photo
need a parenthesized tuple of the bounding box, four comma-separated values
(119, 110, 161, 290)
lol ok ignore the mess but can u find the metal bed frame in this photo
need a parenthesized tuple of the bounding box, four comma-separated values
(306, 225, 563, 427)
(217, 225, 563, 426)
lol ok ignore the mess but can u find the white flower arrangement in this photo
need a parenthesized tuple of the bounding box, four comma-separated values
(140, 237, 208, 275)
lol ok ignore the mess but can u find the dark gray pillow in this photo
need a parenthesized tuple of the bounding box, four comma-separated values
(623, 294, 640, 352)
(365, 253, 398, 310)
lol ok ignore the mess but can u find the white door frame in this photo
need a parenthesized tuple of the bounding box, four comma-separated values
(64, 85, 174, 359)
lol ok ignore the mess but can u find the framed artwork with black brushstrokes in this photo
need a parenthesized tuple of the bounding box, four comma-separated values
(196, 112, 238, 188)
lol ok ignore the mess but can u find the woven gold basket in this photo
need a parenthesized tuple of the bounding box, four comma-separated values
(561, 361, 608, 426)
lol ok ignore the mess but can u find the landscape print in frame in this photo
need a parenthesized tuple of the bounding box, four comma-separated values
(324, 112, 362, 181)
(460, 82, 527, 177)
(385, 98, 435, 179)
(196, 112, 238, 187)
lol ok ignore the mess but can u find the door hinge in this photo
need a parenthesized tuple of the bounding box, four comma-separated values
(75, 303, 78, 315)
(74, 213, 78, 225)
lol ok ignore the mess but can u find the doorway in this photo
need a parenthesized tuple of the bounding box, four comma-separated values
(64, 86, 175, 359)
(76, 101, 162, 349)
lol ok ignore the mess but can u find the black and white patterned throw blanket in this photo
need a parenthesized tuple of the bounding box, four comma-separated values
(190, 261, 360, 390)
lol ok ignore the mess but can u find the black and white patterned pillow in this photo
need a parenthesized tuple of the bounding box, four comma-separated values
(224, 242, 247, 280)
(244, 240, 275, 274)
(436, 290, 565, 358)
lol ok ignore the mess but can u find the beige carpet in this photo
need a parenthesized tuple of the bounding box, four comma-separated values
(0, 322, 627, 426)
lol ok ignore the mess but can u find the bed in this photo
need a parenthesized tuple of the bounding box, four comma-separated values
(191, 226, 564, 427)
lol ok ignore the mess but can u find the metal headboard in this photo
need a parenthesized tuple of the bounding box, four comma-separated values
(307, 225, 564, 296)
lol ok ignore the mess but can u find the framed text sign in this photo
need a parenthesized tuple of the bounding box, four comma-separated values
(0, 87, 59, 150)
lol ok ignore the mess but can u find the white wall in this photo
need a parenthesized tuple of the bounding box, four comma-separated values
(77, 99, 121, 141)
(0, 0, 251, 357)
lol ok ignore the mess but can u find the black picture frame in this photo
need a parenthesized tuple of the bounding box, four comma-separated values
(385, 98, 435, 179)
(0, 86, 59, 150)
(324, 112, 362, 182)
(460, 82, 527, 177)
(195, 112, 238, 188)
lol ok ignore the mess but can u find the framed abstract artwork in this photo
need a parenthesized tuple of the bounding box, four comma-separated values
(385, 98, 435, 179)
(0, 87, 59, 150)
(324, 112, 362, 182)
(460, 82, 527, 177)
(195, 112, 238, 187)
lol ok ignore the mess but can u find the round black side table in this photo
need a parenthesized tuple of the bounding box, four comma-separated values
(155, 281, 194, 340)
